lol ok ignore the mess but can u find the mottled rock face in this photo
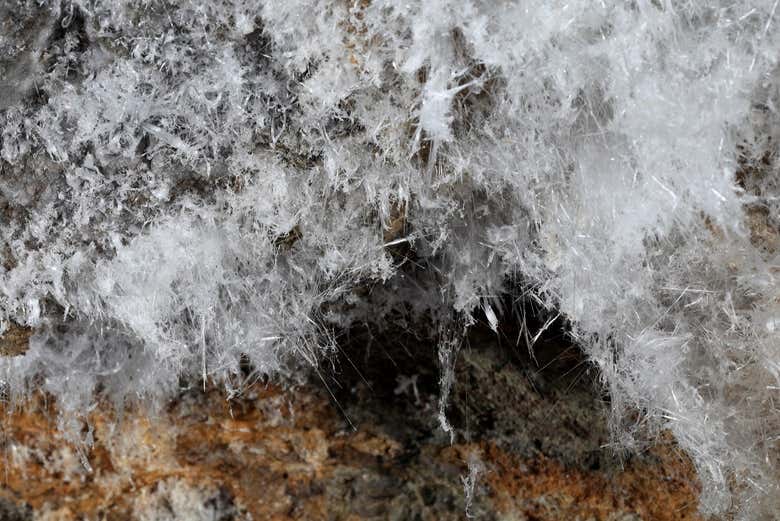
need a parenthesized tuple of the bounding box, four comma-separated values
(0, 323, 31, 356)
(0, 329, 701, 520)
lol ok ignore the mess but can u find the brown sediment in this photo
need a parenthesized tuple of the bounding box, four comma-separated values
(471, 436, 701, 521)
(0, 380, 702, 520)
(0, 305, 704, 520)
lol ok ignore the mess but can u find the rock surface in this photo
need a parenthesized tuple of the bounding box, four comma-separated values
(0, 330, 702, 520)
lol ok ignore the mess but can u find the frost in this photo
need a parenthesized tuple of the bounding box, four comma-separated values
(437, 327, 462, 443)
(132, 480, 240, 521)
(461, 450, 486, 519)
(1, 0, 780, 517)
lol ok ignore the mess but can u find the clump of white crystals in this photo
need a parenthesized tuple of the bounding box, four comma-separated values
(2, 1, 780, 517)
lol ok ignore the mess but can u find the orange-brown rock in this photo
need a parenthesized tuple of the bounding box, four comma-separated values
(0, 321, 705, 520)
(0, 385, 702, 520)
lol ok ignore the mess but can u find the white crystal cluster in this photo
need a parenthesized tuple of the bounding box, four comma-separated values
(2, 1, 780, 516)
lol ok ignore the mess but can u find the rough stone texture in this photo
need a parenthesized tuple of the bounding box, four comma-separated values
(0, 331, 702, 520)
(0, 324, 30, 357)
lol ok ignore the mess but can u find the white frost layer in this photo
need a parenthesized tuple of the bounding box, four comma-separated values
(1, 1, 780, 516)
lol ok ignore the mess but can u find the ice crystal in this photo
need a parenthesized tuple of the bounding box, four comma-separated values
(2, 0, 780, 516)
